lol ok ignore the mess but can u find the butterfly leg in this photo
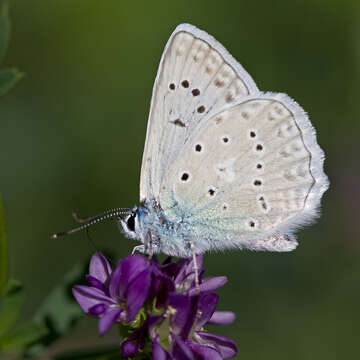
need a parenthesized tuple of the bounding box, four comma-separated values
(189, 238, 200, 294)
(132, 245, 145, 254)
(144, 230, 153, 259)
(133, 231, 157, 257)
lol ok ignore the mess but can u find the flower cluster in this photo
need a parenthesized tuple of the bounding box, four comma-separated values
(73, 252, 237, 359)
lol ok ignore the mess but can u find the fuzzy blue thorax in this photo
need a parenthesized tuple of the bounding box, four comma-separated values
(134, 201, 194, 258)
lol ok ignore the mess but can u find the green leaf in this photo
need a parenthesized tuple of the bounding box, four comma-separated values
(0, 2, 10, 64)
(34, 263, 83, 335)
(0, 279, 25, 337)
(0, 322, 48, 352)
(0, 194, 8, 298)
(25, 263, 85, 356)
(0, 68, 24, 96)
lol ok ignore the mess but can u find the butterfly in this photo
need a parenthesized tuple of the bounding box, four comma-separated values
(53, 24, 329, 260)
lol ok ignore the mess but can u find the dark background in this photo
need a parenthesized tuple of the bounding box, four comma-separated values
(1, 0, 359, 358)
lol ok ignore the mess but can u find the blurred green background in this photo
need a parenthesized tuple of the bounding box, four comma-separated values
(1, 0, 359, 358)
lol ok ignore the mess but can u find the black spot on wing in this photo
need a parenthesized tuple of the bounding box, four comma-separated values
(170, 119, 186, 128)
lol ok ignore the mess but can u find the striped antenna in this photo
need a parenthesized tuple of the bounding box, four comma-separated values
(51, 208, 131, 239)
(72, 208, 131, 223)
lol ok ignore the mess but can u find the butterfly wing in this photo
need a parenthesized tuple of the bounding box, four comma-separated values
(159, 93, 329, 252)
(140, 24, 259, 202)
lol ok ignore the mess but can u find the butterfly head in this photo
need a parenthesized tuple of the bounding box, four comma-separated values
(120, 205, 149, 240)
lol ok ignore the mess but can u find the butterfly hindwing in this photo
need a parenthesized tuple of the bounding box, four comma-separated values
(140, 24, 259, 202)
(159, 93, 328, 252)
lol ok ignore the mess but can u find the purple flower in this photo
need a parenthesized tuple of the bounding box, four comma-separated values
(73, 252, 237, 359)
(161, 291, 237, 359)
(72, 252, 152, 335)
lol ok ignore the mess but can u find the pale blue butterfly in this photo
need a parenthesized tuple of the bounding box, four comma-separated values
(53, 24, 329, 262)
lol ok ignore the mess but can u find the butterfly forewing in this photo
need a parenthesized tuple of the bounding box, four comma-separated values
(140, 24, 258, 202)
(138, 23, 328, 254)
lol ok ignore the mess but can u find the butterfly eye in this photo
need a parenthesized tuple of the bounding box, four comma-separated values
(126, 214, 136, 232)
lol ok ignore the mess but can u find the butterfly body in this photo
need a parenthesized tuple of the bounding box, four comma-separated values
(122, 200, 245, 258)
(124, 201, 196, 257)
(117, 23, 329, 257)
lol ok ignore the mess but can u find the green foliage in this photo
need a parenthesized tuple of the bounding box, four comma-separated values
(0, 279, 48, 354)
(0, 5, 48, 356)
(34, 264, 83, 334)
(0, 2, 32, 356)
(0, 195, 83, 356)
(0, 263, 85, 357)
(0, 2, 23, 97)
(24, 263, 85, 357)
(0, 279, 24, 338)
(0, 194, 7, 298)
(0, 67, 23, 96)
(0, 322, 48, 352)
(0, 2, 10, 63)
(0, 2, 117, 358)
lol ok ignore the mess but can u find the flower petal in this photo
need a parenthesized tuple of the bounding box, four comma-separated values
(209, 311, 236, 325)
(126, 266, 152, 321)
(89, 252, 112, 283)
(121, 313, 161, 356)
(98, 308, 123, 336)
(152, 335, 173, 360)
(85, 275, 106, 291)
(187, 340, 222, 360)
(185, 255, 203, 277)
(174, 256, 203, 288)
(161, 262, 181, 279)
(169, 293, 190, 329)
(109, 255, 148, 299)
(195, 331, 237, 359)
(188, 276, 227, 296)
(169, 294, 198, 339)
(172, 334, 194, 360)
(89, 303, 106, 316)
(148, 270, 175, 308)
(174, 260, 189, 285)
(146, 313, 163, 339)
(72, 285, 114, 313)
(196, 293, 219, 330)
(121, 338, 139, 357)
(108, 260, 122, 299)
